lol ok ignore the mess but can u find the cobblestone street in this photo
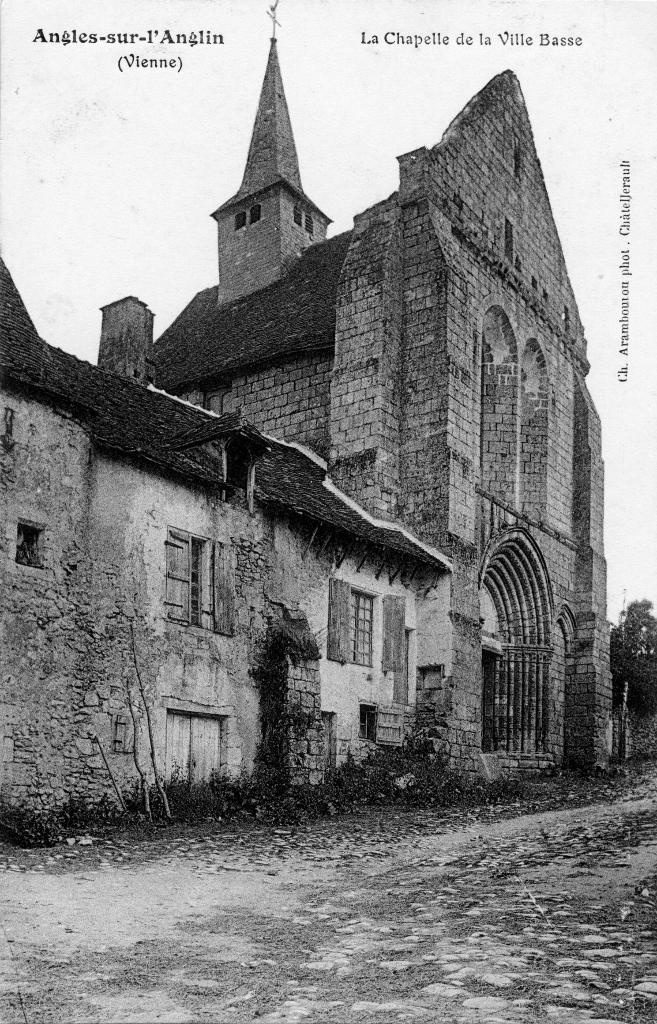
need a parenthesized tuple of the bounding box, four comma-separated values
(1, 768, 657, 1023)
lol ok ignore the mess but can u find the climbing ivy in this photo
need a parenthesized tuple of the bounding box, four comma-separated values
(252, 614, 320, 779)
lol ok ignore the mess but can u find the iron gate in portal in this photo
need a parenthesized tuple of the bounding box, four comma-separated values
(482, 646, 552, 753)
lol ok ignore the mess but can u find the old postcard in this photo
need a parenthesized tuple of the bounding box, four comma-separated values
(1, 1, 656, 1021)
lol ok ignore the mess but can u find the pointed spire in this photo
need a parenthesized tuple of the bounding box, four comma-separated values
(234, 38, 302, 201)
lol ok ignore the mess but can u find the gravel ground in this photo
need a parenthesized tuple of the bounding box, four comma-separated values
(1, 763, 656, 1023)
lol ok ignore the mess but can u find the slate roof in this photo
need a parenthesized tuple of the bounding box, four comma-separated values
(154, 230, 351, 392)
(1, 258, 449, 572)
(0, 259, 265, 486)
(256, 442, 451, 571)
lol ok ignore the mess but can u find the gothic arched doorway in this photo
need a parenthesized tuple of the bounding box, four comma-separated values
(480, 529, 554, 754)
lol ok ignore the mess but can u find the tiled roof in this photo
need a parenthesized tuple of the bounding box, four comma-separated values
(257, 441, 451, 571)
(154, 230, 351, 392)
(0, 259, 263, 486)
(1, 257, 449, 572)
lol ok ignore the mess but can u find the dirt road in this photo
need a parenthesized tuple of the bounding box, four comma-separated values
(1, 770, 656, 1023)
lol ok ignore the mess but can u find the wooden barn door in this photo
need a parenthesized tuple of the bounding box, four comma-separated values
(190, 715, 222, 783)
(166, 712, 223, 783)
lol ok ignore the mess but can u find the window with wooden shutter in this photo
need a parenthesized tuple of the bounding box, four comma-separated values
(165, 529, 190, 621)
(213, 541, 235, 635)
(382, 595, 406, 673)
(393, 629, 412, 705)
(376, 705, 404, 746)
(351, 591, 374, 666)
(359, 704, 377, 741)
(327, 579, 351, 662)
(165, 528, 215, 629)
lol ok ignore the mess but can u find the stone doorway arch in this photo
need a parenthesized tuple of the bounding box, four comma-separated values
(480, 528, 554, 755)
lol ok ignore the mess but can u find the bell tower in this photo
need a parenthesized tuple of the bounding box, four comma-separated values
(211, 37, 330, 305)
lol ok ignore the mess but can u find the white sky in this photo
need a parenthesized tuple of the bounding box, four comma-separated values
(2, 0, 656, 624)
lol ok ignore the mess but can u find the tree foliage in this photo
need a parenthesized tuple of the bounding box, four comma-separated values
(610, 599, 657, 716)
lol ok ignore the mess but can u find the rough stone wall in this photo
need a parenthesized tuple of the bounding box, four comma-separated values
(286, 659, 324, 785)
(224, 353, 332, 457)
(1, 392, 98, 810)
(0, 387, 297, 810)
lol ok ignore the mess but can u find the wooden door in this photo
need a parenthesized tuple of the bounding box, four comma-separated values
(166, 712, 222, 783)
(165, 712, 191, 781)
(190, 715, 222, 782)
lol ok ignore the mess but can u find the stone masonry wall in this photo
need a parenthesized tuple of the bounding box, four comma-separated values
(329, 197, 404, 520)
(224, 353, 333, 458)
(286, 659, 324, 785)
(391, 71, 610, 769)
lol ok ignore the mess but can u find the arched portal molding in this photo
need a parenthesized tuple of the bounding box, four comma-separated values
(479, 527, 554, 642)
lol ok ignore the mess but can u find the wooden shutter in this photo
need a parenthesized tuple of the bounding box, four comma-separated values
(165, 530, 190, 621)
(327, 579, 351, 663)
(376, 705, 403, 746)
(393, 629, 411, 704)
(213, 541, 235, 635)
(382, 595, 405, 673)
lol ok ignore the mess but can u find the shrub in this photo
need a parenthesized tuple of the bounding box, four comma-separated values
(0, 801, 60, 848)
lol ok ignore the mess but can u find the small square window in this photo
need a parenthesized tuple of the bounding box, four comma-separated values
(113, 716, 128, 753)
(293, 204, 302, 226)
(249, 203, 262, 225)
(351, 591, 374, 666)
(234, 210, 247, 230)
(16, 523, 43, 568)
(513, 143, 522, 178)
(3, 408, 15, 449)
(359, 704, 377, 742)
(304, 213, 314, 235)
(504, 218, 514, 261)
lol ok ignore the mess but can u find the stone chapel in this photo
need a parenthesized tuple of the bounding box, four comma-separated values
(153, 40, 612, 769)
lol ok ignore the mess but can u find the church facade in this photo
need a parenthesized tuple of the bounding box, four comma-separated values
(155, 42, 612, 772)
(0, 43, 611, 812)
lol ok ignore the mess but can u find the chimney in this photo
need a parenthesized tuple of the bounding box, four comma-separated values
(98, 296, 154, 384)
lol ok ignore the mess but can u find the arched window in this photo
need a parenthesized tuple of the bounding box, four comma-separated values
(552, 609, 575, 765)
(480, 306, 518, 505)
(249, 204, 262, 224)
(293, 204, 302, 226)
(234, 210, 247, 231)
(519, 339, 548, 517)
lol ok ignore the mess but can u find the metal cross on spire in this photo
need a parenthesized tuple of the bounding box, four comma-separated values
(267, 0, 281, 39)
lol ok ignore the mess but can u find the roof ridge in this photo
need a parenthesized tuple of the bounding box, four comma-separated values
(436, 69, 520, 149)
